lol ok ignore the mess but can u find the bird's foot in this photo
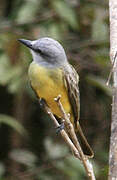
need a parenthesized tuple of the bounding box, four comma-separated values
(39, 98, 47, 108)
(56, 121, 65, 134)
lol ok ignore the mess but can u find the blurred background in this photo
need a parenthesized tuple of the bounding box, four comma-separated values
(0, 0, 110, 179)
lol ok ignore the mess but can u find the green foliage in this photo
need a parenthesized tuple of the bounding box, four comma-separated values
(92, 8, 108, 41)
(0, 54, 24, 93)
(16, 0, 41, 24)
(0, 163, 5, 178)
(0, 114, 27, 135)
(55, 156, 85, 179)
(44, 137, 69, 159)
(52, 0, 78, 29)
(10, 149, 37, 167)
(86, 75, 112, 96)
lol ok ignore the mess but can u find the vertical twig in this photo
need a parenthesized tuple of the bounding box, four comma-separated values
(109, 1, 117, 179)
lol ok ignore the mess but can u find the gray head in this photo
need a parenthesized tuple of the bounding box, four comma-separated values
(18, 37, 68, 67)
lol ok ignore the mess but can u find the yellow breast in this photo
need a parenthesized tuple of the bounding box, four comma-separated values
(28, 62, 72, 119)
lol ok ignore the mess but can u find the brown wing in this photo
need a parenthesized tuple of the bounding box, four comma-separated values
(63, 64, 94, 157)
(63, 64, 80, 128)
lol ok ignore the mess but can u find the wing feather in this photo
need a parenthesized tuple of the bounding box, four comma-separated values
(63, 65, 80, 128)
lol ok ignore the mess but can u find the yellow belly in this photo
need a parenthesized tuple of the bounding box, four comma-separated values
(28, 62, 73, 119)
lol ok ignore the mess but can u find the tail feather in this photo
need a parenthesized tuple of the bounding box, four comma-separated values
(76, 122, 94, 158)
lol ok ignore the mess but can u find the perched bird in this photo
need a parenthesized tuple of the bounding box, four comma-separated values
(19, 37, 93, 157)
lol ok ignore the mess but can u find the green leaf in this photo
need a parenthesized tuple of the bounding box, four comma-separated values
(10, 149, 36, 167)
(92, 8, 108, 41)
(93, 48, 109, 67)
(55, 156, 83, 179)
(86, 75, 112, 96)
(0, 54, 12, 85)
(0, 163, 5, 177)
(48, 23, 61, 40)
(44, 137, 68, 159)
(0, 54, 26, 93)
(0, 54, 22, 85)
(0, 114, 27, 135)
(16, 0, 40, 23)
(52, 0, 78, 29)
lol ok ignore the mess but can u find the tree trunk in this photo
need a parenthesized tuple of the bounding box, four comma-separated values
(109, 0, 117, 179)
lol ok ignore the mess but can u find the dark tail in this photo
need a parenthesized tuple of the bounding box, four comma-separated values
(76, 122, 94, 158)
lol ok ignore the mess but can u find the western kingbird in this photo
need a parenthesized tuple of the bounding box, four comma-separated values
(19, 37, 93, 157)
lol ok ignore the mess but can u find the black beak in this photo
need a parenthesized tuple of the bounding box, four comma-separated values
(18, 39, 33, 49)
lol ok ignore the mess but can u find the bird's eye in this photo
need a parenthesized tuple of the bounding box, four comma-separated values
(35, 48, 44, 55)
(35, 48, 50, 57)
(37, 49, 42, 54)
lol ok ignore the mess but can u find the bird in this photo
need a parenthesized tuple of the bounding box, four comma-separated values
(18, 37, 93, 157)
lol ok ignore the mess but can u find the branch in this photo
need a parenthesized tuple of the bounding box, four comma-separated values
(44, 104, 80, 159)
(54, 95, 80, 151)
(55, 95, 95, 180)
(106, 51, 117, 86)
(43, 96, 96, 180)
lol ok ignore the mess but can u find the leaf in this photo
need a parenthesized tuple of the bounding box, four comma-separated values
(0, 54, 26, 93)
(0, 163, 5, 177)
(44, 137, 68, 159)
(0, 54, 12, 85)
(16, 0, 40, 23)
(86, 75, 112, 97)
(52, 0, 78, 29)
(65, 156, 85, 173)
(0, 54, 21, 85)
(48, 23, 61, 40)
(0, 114, 27, 135)
(92, 8, 108, 41)
(93, 48, 109, 67)
(9, 149, 36, 167)
(55, 156, 83, 179)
